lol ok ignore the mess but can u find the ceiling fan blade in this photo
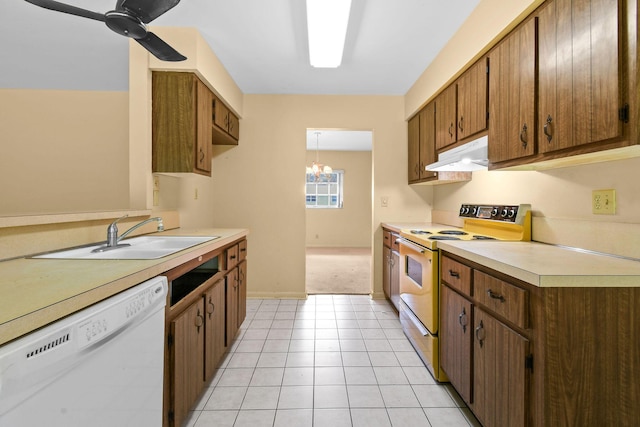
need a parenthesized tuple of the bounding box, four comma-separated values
(136, 32, 186, 62)
(24, 0, 106, 22)
(119, 0, 180, 23)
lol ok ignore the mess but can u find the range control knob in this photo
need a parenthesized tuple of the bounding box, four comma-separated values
(501, 208, 508, 217)
(491, 207, 499, 217)
(507, 208, 517, 218)
(471, 206, 478, 215)
(459, 206, 466, 215)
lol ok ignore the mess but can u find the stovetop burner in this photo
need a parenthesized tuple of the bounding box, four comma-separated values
(472, 235, 497, 240)
(429, 236, 461, 241)
(410, 230, 432, 235)
(438, 230, 468, 236)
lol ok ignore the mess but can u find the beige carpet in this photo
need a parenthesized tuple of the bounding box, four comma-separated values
(305, 247, 372, 294)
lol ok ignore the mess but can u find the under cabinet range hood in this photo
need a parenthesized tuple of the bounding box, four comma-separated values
(425, 135, 488, 172)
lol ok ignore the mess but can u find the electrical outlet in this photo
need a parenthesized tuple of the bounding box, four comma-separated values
(592, 189, 616, 215)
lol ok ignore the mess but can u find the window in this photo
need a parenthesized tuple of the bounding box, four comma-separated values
(305, 170, 344, 208)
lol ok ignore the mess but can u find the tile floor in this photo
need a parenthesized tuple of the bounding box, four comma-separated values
(183, 295, 481, 427)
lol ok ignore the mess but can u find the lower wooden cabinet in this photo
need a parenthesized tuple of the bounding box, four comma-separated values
(472, 307, 529, 427)
(164, 238, 247, 427)
(382, 228, 400, 311)
(440, 252, 640, 427)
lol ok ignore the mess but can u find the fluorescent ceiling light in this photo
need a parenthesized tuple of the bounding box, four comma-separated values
(306, 0, 352, 68)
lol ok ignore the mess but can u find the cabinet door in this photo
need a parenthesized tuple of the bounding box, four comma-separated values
(419, 103, 437, 180)
(383, 245, 391, 299)
(408, 114, 421, 182)
(389, 250, 400, 311)
(171, 299, 205, 427)
(227, 111, 240, 140)
(195, 78, 212, 174)
(435, 84, 458, 150)
(457, 58, 488, 141)
(472, 308, 529, 427)
(538, 0, 622, 154)
(226, 267, 239, 345)
(489, 18, 536, 163)
(238, 260, 247, 327)
(204, 279, 226, 380)
(440, 285, 472, 403)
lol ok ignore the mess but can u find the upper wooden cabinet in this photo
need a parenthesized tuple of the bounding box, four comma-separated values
(408, 103, 437, 183)
(537, 0, 623, 154)
(435, 57, 488, 151)
(435, 83, 458, 150)
(488, 17, 537, 163)
(456, 58, 489, 141)
(152, 72, 212, 176)
(213, 97, 240, 145)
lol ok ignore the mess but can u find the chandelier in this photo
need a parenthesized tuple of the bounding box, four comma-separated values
(306, 131, 332, 178)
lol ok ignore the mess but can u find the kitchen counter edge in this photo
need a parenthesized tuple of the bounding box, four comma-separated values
(437, 240, 640, 288)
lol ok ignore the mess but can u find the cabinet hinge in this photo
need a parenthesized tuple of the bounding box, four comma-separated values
(525, 354, 534, 372)
(619, 104, 629, 123)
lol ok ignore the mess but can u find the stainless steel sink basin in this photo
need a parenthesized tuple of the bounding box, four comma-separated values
(34, 235, 220, 260)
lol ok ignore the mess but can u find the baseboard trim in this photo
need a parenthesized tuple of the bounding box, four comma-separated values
(247, 292, 308, 300)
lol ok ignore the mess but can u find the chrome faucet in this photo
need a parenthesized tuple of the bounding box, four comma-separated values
(92, 215, 164, 253)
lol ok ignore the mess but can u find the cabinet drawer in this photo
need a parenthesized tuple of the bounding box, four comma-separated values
(474, 270, 528, 329)
(391, 233, 400, 252)
(441, 256, 472, 296)
(226, 244, 239, 269)
(383, 230, 392, 248)
(238, 239, 247, 262)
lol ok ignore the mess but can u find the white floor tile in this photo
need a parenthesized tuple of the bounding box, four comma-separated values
(423, 408, 472, 427)
(193, 410, 237, 427)
(217, 368, 254, 387)
(350, 408, 391, 427)
(286, 351, 315, 367)
(204, 387, 247, 410)
(344, 366, 377, 385)
(346, 385, 385, 408)
(257, 352, 288, 368)
(234, 409, 275, 427)
(314, 385, 349, 408)
(341, 351, 371, 367)
(373, 366, 409, 385)
(412, 385, 457, 407)
(277, 385, 314, 409)
(314, 408, 353, 427)
(282, 367, 315, 386)
(379, 385, 421, 408)
(227, 353, 260, 368)
(273, 408, 313, 427)
(315, 351, 343, 366)
(315, 366, 346, 385)
(249, 367, 284, 386)
(387, 408, 431, 427)
(262, 339, 290, 352)
(241, 386, 280, 410)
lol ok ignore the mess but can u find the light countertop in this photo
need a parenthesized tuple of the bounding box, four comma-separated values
(437, 240, 640, 288)
(0, 228, 248, 346)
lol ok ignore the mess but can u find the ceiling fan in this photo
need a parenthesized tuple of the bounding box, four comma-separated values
(24, 0, 187, 61)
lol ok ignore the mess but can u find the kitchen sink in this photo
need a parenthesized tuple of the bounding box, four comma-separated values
(33, 235, 220, 260)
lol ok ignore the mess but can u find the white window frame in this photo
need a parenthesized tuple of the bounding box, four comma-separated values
(305, 169, 344, 209)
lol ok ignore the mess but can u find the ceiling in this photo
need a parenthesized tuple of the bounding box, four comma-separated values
(1, 0, 480, 95)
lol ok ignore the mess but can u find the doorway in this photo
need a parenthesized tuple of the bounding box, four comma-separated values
(304, 129, 373, 295)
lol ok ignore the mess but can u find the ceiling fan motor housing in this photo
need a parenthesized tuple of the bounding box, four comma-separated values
(105, 11, 147, 39)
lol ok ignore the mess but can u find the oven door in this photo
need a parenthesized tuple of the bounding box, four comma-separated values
(398, 238, 438, 334)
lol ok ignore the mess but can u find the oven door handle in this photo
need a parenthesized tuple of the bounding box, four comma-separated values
(397, 237, 427, 254)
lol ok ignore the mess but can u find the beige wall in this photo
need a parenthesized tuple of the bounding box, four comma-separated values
(200, 94, 431, 299)
(0, 89, 130, 215)
(305, 150, 372, 248)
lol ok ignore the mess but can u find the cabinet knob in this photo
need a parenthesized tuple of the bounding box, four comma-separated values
(543, 115, 553, 143)
(458, 116, 464, 133)
(519, 123, 528, 148)
(448, 122, 454, 138)
(487, 289, 506, 302)
(195, 309, 204, 332)
(207, 297, 215, 319)
(458, 307, 468, 333)
(448, 270, 460, 278)
(475, 320, 485, 348)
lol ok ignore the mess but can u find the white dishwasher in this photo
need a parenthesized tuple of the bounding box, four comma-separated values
(0, 276, 167, 427)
